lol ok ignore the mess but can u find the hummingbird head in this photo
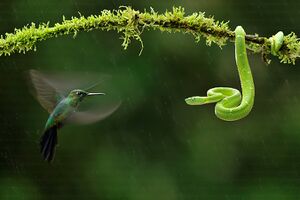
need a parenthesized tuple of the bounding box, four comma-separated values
(68, 89, 105, 103)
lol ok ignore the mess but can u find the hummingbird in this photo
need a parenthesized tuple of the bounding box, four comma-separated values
(27, 70, 120, 162)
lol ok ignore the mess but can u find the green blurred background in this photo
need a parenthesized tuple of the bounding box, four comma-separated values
(1, 0, 300, 199)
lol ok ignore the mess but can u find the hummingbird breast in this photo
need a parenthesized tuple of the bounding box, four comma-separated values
(45, 98, 77, 130)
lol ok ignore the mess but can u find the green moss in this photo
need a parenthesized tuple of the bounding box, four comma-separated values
(0, 6, 299, 65)
(277, 32, 300, 64)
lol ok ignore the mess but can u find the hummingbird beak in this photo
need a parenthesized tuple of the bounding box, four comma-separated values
(87, 92, 105, 96)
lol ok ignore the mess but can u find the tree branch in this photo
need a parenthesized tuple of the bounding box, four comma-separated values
(0, 6, 299, 64)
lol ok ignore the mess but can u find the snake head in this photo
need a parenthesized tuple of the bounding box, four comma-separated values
(185, 96, 207, 105)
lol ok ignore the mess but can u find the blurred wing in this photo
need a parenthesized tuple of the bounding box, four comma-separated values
(27, 70, 63, 113)
(65, 101, 121, 125)
(41, 71, 111, 95)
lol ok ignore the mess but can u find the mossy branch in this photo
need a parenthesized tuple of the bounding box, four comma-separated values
(0, 6, 299, 64)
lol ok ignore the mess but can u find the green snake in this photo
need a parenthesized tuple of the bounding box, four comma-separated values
(185, 26, 284, 121)
(269, 31, 284, 56)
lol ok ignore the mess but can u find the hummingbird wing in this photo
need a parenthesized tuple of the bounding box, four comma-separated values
(65, 101, 121, 125)
(36, 71, 111, 95)
(27, 70, 64, 113)
(27, 69, 118, 118)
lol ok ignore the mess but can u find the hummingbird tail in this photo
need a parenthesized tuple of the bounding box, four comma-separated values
(40, 125, 58, 162)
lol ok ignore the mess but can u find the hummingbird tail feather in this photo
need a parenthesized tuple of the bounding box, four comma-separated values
(40, 125, 58, 162)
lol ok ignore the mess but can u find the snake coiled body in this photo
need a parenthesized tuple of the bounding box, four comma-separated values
(185, 26, 254, 121)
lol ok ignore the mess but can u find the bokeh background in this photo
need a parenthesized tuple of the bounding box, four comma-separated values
(1, 0, 300, 199)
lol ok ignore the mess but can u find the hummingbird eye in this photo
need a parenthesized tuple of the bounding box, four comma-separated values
(76, 91, 82, 96)
(75, 91, 86, 97)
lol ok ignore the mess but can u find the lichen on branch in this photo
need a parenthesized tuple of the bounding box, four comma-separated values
(0, 6, 299, 64)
